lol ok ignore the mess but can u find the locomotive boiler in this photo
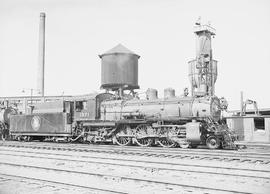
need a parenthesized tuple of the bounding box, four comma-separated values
(8, 21, 236, 149)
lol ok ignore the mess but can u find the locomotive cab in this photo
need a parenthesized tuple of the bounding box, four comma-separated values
(74, 99, 94, 120)
(72, 93, 114, 122)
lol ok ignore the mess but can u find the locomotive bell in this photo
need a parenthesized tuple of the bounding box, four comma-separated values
(99, 44, 140, 91)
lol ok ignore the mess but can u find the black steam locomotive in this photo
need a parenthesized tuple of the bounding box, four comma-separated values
(7, 91, 234, 149)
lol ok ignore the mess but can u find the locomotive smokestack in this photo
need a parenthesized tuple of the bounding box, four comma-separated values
(37, 12, 46, 96)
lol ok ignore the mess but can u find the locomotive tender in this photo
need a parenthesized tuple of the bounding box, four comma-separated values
(7, 21, 236, 149)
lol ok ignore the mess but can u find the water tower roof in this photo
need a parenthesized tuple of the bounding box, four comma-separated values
(99, 44, 140, 58)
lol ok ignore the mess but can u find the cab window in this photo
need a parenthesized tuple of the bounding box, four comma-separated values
(75, 101, 87, 111)
(254, 117, 265, 130)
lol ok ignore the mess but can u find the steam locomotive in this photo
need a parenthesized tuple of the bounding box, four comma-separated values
(7, 90, 234, 149)
(1, 22, 236, 149)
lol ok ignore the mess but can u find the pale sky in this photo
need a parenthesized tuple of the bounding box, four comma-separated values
(0, 0, 269, 110)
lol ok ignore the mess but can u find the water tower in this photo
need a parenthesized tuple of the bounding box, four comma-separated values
(99, 44, 140, 97)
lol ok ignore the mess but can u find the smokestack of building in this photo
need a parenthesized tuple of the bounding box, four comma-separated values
(37, 12, 45, 97)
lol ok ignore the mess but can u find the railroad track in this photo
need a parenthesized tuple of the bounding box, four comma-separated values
(2, 140, 270, 156)
(0, 148, 269, 194)
(0, 148, 269, 179)
(0, 162, 248, 194)
(2, 140, 269, 155)
(0, 173, 118, 194)
(1, 141, 270, 164)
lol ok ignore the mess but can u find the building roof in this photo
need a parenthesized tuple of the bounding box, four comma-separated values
(228, 108, 270, 116)
(226, 115, 270, 119)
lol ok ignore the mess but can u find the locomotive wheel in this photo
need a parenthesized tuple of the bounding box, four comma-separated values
(134, 138, 152, 147)
(17, 136, 22, 141)
(114, 125, 131, 146)
(157, 139, 176, 148)
(1, 131, 8, 141)
(206, 136, 220, 149)
(26, 136, 33, 142)
(157, 126, 177, 148)
(134, 124, 153, 147)
(115, 136, 131, 146)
